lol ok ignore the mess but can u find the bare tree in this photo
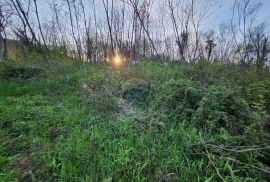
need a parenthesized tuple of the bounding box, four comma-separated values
(205, 31, 216, 62)
(52, 3, 69, 56)
(214, 24, 234, 63)
(72, 0, 83, 60)
(91, 0, 98, 62)
(189, 0, 220, 63)
(10, 0, 50, 67)
(0, 0, 267, 69)
(66, 0, 82, 60)
(102, 0, 114, 54)
(166, 0, 219, 63)
(122, 0, 163, 64)
(231, 0, 262, 64)
(167, 0, 184, 61)
(33, 0, 49, 53)
(250, 24, 270, 75)
(79, 0, 92, 62)
(0, 1, 13, 59)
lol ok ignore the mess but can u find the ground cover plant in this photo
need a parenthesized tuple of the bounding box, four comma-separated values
(1, 0, 270, 181)
(0, 60, 269, 181)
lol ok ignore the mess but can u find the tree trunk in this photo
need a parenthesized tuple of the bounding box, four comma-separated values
(0, 33, 4, 59)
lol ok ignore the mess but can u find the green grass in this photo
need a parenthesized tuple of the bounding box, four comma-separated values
(0, 61, 269, 181)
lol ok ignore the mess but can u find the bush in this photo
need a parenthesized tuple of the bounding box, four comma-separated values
(151, 79, 205, 121)
(193, 86, 251, 135)
(152, 80, 252, 135)
(244, 113, 270, 145)
(0, 61, 46, 79)
(187, 59, 220, 84)
(244, 80, 270, 112)
(122, 78, 149, 103)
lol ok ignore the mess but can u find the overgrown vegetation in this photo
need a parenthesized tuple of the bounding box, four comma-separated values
(0, 60, 269, 181)
(1, 0, 270, 180)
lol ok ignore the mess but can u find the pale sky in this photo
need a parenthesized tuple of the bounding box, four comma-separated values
(35, 0, 270, 27)
(14, 0, 270, 38)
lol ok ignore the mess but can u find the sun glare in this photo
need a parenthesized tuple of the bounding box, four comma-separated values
(114, 54, 121, 65)
(112, 53, 124, 68)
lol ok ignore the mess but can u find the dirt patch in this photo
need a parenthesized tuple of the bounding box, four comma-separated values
(14, 156, 31, 178)
(49, 128, 59, 146)
(119, 99, 135, 116)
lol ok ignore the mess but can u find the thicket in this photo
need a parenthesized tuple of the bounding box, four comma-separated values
(0, 59, 269, 181)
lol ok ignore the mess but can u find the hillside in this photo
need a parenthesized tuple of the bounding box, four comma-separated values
(0, 60, 269, 181)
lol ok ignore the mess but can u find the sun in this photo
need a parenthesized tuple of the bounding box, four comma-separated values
(112, 53, 124, 68)
(114, 54, 121, 65)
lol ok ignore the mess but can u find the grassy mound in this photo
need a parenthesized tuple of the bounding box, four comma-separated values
(151, 79, 205, 121)
(122, 78, 149, 103)
(151, 80, 251, 134)
(0, 61, 46, 79)
(193, 86, 251, 135)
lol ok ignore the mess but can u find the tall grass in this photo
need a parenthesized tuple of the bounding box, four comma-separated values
(0, 60, 269, 181)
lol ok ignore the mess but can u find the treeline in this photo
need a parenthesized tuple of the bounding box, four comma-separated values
(0, 0, 269, 73)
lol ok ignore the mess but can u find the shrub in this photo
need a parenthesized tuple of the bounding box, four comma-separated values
(122, 78, 149, 103)
(244, 113, 270, 145)
(0, 61, 46, 79)
(152, 80, 252, 135)
(151, 79, 205, 122)
(193, 86, 251, 135)
(244, 80, 270, 112)
(187, 59, 219, 84)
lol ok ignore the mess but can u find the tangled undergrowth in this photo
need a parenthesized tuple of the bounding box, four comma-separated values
(0, 60, 269, 181)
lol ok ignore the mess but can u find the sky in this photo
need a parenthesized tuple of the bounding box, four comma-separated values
(215, 0, 270, 25)
(35, 0, 270, 25)
(17, 0, 270, 36)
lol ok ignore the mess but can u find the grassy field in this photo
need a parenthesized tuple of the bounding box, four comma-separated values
(0, 60, 270, 181)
